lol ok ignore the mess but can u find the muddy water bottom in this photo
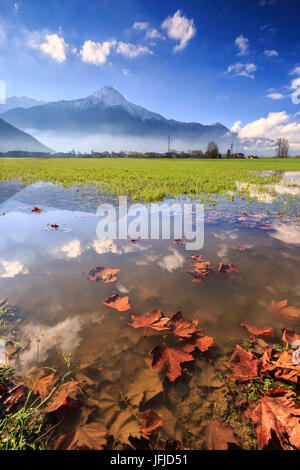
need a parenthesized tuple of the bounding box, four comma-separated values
(0, 181, 299, 448)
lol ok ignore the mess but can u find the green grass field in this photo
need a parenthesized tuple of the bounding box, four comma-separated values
(0, 158, 299, 204)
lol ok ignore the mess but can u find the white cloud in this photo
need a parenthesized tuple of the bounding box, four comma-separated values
(28, 32, 69, 62)
(146, 28, 163, 40)
(158, 248, 185, 273)
(264, 49, 278, 57)
(235, 35, 249, 56)
(116, 42, 153, 58)
(226, 62, 257, 79)
(291, 66, 300, 76)
(231, 111, 300, 152)
(20, 317, 83, 368)
(266, 92, 284, 100)
(80, 39, 116, 65)
(0, 260, 29, 278)
(133, 22, 148, 31)
(40, 34, 68, 62)
(161, 9, 196, 52)
(133, 21, 164, 41)
(61, 240, 82, 258)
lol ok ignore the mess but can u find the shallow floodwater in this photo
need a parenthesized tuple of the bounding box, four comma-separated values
(0, 178, 299, 448)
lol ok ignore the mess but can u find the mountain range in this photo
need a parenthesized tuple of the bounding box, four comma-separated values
(0, 96, 45, 114)
(0, 118, 51, 153)
(0, 86, 232, 152)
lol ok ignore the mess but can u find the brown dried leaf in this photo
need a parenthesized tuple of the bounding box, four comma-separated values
(151, 345, 194, 382)
(87, 266, 120, 283)
(102, 293, 131, 311)
(140, 409, 163, 436)
(224, 345, 260, 381)
(241, 323, 273, 338)
(244, 391, 300, 449)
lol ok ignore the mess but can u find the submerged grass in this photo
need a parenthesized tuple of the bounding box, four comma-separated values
(0, 158, 299, 214)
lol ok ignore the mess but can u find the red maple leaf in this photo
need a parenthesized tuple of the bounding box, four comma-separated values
(102, 293, 131, 311)
(130, 310, 170, 336)
(224, 345, 260, 381)
(140, 409, 163, 436)
(218, 262, 239, 273)
(244, 391, 300, 449)
(241, 323, 273, 338)
(87, 266, 120, 283)
(186, 256, 214, 283)
(151, 345, 194, 382)
(32, 207, 42, 213)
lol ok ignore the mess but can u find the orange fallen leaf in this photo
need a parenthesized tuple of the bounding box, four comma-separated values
(202, 420, 240, 450)
(186, 256, 214, 283)
(181, 333, 214, 354)
(45, 381, 84, 413)
(241, 323, 273, 338)
(140, 409, 163, 436)
(32, 207, 42, 213)
(102, 293, 131, 311)
(218, 262, 239, 274)
(87, 266, 120, 283)
(151, 345, 194, 382)
(130, 310, 170, 334)
(224, 345, 260, 381)
(173, 239, 186, 246)
(244, 391, 300, 449)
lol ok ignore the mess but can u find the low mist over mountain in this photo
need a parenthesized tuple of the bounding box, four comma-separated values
(0, 118, 51, 153)
(0, 86, 232, 153)
(0, 96, 45, 113)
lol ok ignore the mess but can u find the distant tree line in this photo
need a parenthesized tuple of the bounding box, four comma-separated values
(0, 138, 293, 159)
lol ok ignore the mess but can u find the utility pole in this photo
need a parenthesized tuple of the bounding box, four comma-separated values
(167, 136, 172, 153)
(230, 135, 234, 156)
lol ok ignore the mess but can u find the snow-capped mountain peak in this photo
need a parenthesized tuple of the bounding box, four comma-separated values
(82, 85, 165, 122)
(91, 86, 129, 107)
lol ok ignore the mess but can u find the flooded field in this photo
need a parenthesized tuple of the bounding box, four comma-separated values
(0, 171, 299, 450)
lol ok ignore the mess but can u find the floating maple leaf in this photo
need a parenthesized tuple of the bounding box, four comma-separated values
(224, 345, 260, 381)
(87, 266, 120, 283)
(102, 293, 131, 311)
(32, 207, 42, 213)
(202, 420, 240, 450)
(130, 310, 170, 335)
(244, 391, 300, 449)
(270, 300, 300, 320)
(140, 409, 163, 436)
(173, 239, 186, 246)
(218, 262, 239, 273)
(151, 345, 194, 382)
(241, 323, 273, 338)
(181, 333, 214, 354)
(186, 256, 214, 283)
(172, 317, 199, 339)
(45, 381, 85, 413)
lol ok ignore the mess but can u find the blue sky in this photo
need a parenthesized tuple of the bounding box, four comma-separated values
(1, 0, 300, 152)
